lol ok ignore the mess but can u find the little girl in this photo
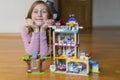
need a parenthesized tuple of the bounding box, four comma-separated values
(21, 0, 54, 72)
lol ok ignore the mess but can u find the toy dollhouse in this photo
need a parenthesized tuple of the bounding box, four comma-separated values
(49, 14, 93, 76)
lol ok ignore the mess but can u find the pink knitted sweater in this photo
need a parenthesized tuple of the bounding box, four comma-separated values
(21, 26, 50, 56)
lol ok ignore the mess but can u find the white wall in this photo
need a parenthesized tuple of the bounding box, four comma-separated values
(0, 0, 35, 33)
(93, 0, 120, 27)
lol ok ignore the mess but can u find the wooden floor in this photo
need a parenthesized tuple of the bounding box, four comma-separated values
(0, 29, 120, 80)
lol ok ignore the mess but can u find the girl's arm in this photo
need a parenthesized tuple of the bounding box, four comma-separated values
(40, 19, 54, 56)
(21, 26, 40, 54)
(40, 32, 50, 56)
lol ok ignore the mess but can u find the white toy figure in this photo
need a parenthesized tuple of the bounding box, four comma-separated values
(50, 65, 56, 72)
(80, 52, 88, 60)
(78, 63, 82, 72)
(49, 60, 56, 72)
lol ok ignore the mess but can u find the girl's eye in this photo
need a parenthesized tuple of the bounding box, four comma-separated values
(42, 10, 47, 13)
(33, 10, 38, 13)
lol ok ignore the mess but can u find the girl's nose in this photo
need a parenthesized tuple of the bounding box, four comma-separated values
(38, 12, 42, 17)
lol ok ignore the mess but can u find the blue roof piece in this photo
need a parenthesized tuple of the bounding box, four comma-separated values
(89, 60, 98, 65)
(67, 16, 78, 23)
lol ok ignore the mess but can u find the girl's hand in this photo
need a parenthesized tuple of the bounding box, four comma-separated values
(26, 18, 39, 32)
(26, 18, 34, 27)
(40, 19, 54, 32)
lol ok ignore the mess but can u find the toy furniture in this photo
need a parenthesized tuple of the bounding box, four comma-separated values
(89, 60, 100, 73)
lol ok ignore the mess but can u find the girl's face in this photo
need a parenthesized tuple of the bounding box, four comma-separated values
(31, 4, 48, 26)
